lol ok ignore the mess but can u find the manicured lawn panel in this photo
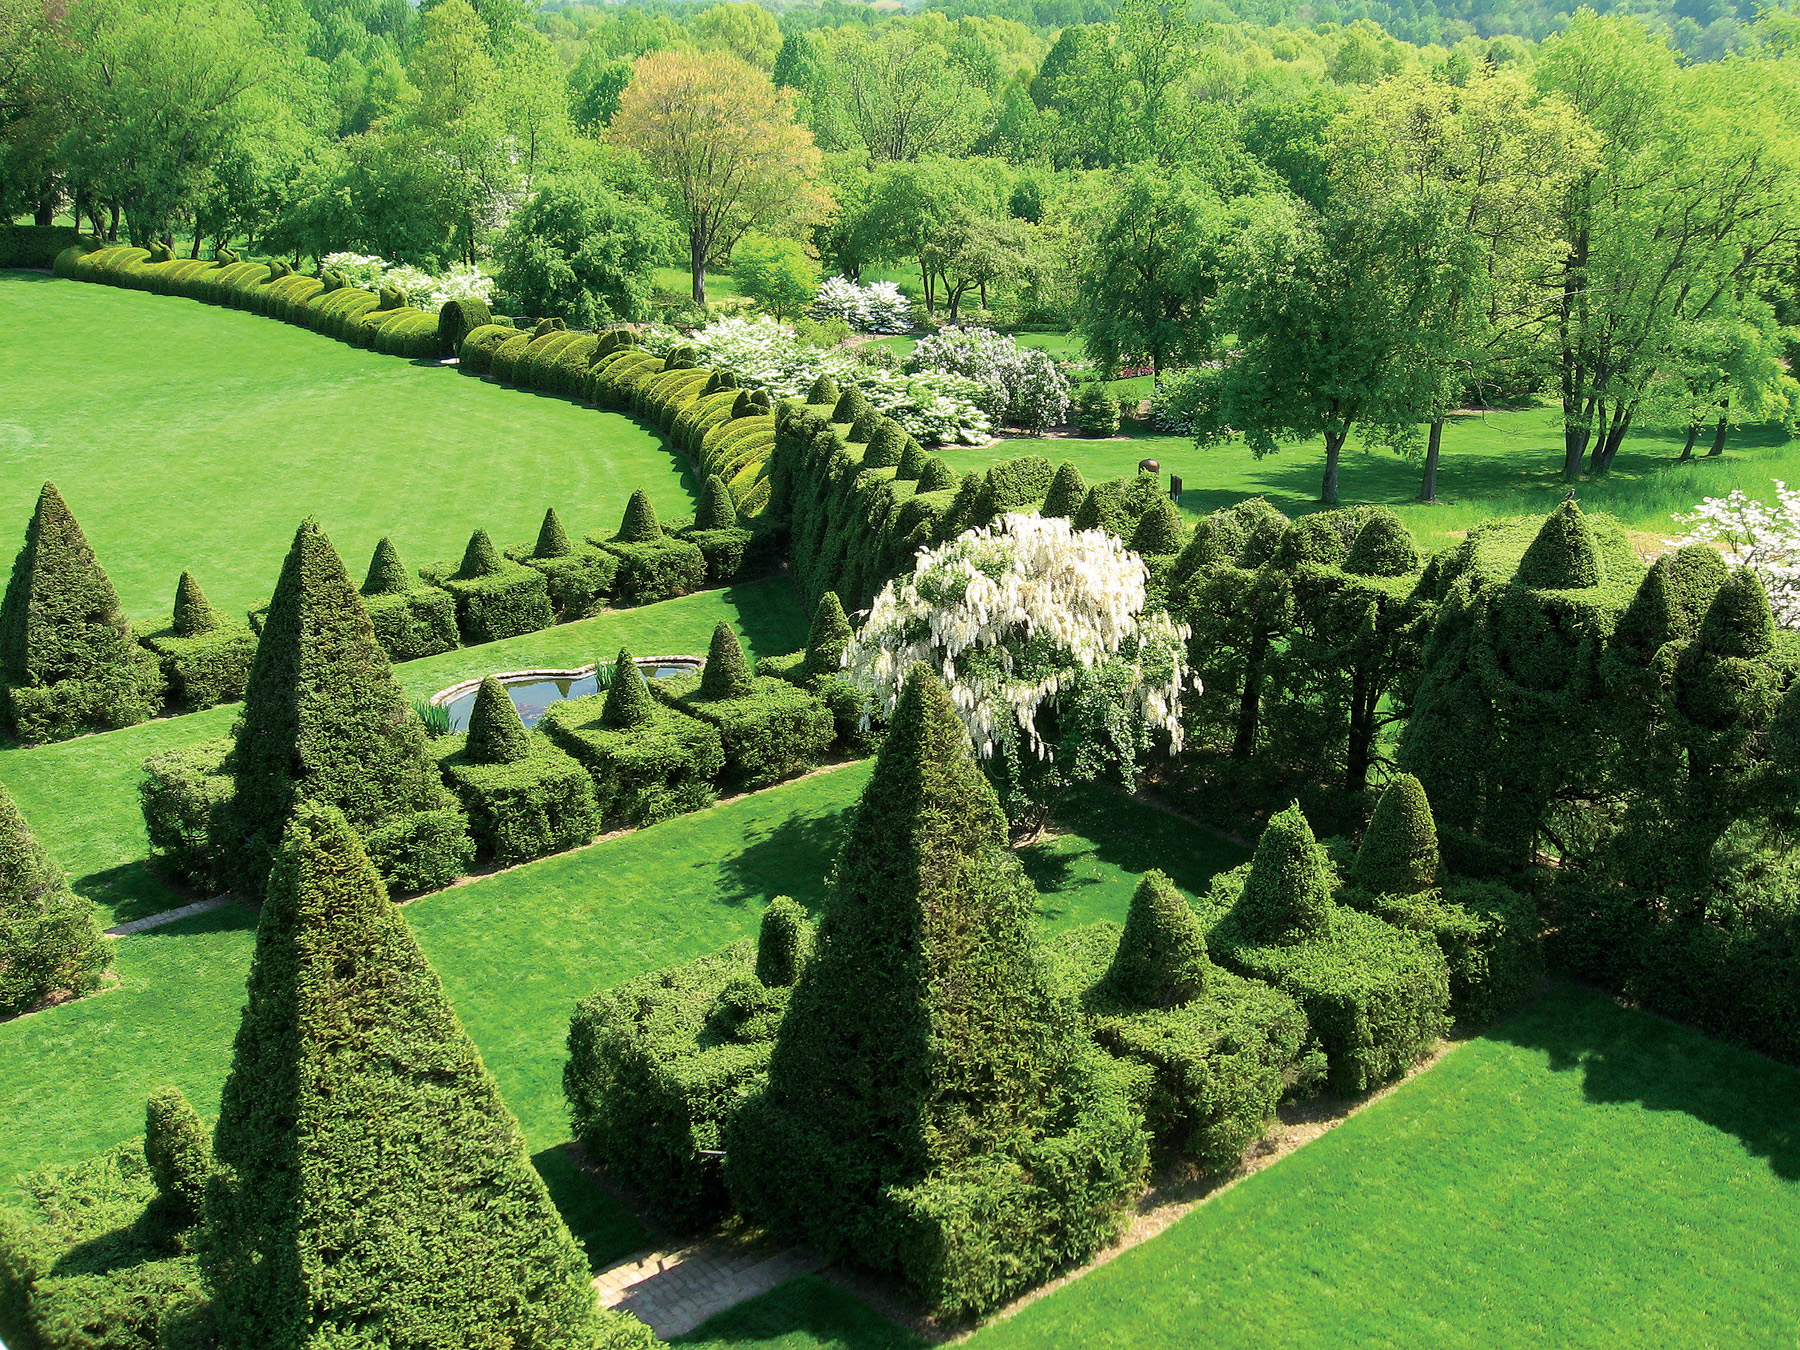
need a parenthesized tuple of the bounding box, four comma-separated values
(675, 1276, 927, 1349)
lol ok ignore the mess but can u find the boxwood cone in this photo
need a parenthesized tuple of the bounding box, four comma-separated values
(602, 646, 656, 728)
(533, 507, 573, 559)
(756, 895, 811, 987)
(1234, 802, 1333, 945)
(362, 536, 413, 595)
(145, 1084, 209, 1227)
(1516, 499, 1603, 590)
(696, 476, 736, 532)
(1353, 774, 1441, 895)
(802, 592, 851, 681)
(617, 490, 662, 544)
(466, 675, 530, 764)
(699, 622, 754, 700)
(172, 570, 219, 637)
(454, 528, 505, 579)
(1105, 869, 1210, 1007)
(1041, 461, 1088, 519)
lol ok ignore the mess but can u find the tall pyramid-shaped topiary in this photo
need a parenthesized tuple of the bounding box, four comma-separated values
(1105, 869, 1209, 1007)
(616, 490, 663, 544)
(533, 507, 573, 559)
(465, 676, 530, 764)
(1041, 461, 1087, 519)
(204, 803, 647, 1350)
(1352, 774, 1440, 896)
(699, 622, 754, 700)
(0, 780, 108, 1016)
(1232, 802, 1333, 945)
(916, 456, 957, 494)
(453, 528, 505, 579)
(801, 591, 851, 682)
(1129, 496, 1184, 556)
(696, 476, 737, 532)
(0, 481, 161, 739)
(361, 536, 414, 595)
(227, 519, 468, 890)
(1515, 500, 1603, 590)
(172, 571, 218, 637)
(602, 647, 656, 729)
(145, 1084, 210, 1228)
(895, 437, 929, 481)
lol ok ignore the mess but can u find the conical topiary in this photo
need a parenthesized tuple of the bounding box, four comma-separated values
(203, 802, 628, 1348)
(1345, 509, 1420, 577)
(145, 1084, 209, 1227)
(945, 471, 983, 538)
(453, 528, 505, 580)
(0, 780, 107, 1017)
(466, 676, 530, 764)
(616, 489, 662, 544)
(916, 457, 957, 493)
(1129, 496, 1184, 556)
(831, 386, 870, 425)
(1612, 545, 1728, 660)
(895, 438, 929, 481)
(757, 894, 811, 988)
(172, 570, 219, 638)
(1104, 869, 1209, 1007)
(601, 646, 656, 729)
(1041, 461, 1087, 519)
(802, 592, 852, 681)
(863, 420, 904, 468)
(533, 507, 572, 559)
(696, 475, 737, 532)
(1696, 567, 1774, 659)
(1233, 802, 1333, 945)
(806, 373, 840, 406)
(699, 622, 754, 700)
(1516, 500, 1603, 590)
(1352, 774, 1440, 896)
(0, 481, 136, 688)
(362, 536, 414, 596)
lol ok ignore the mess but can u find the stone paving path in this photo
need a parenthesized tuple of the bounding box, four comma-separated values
(594, 1241, 826, 1338)
(104, 897, 231, 936)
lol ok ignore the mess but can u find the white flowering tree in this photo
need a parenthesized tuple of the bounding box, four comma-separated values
(320, 253, 495, 312)
(908, 327, 1070, 434)
(812, 275, 912, 333)
(844, 513, 1194, 833)
(1676, 482, 1800, 625)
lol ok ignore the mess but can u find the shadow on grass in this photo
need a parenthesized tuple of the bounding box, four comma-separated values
(533, 1144, 648, 1272)
(675, 1275, 926, 1349)
(126, 899, 258, 941)
(712, 804, 855, 915)
(1486, 983, 1800, 1182)
(719, 577, 810, 665)
(74, 860, 192, 926)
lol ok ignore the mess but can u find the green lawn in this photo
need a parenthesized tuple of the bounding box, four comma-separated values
(0, 270, 694, 619)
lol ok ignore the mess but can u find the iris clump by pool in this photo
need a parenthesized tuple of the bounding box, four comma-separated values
(438, 658, 702, 732)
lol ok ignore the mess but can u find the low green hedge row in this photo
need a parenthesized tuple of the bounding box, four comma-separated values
(0, 225, 89, 268)
(138, 622, 257, 712)
(434, 731, 603, 866)
(540, 690, 725, 829)
(652, 669, 836, 793)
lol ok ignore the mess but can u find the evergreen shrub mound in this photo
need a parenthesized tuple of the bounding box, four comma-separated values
(974, 455, 1055, 522)
(1351, 774, 1440, 896)
(144, 1085, 210, 1228)
(428, 529, 555, 645)
(139, 570, 257, 710)
(438, 298, 494, 357)
(757, 591, 865, 745)
(1105, 870, 1212, 1007)
(1515, 499, 1604, 590)
(1041, 461, 1088, 519)
(566, 898, 818, 1230)
(1074, 382, 1120, 437)
(0, 781, 108, 1017)
(511, 509, 620, 621)
(459, 322, 524, 375)
(140, 737, 235, 894)
(680, 476, 756, 586)
(221, 519, 471, 894)
(591, 492, 705, 606)
(0, 482, 163, 742)
(916, 456, 957, 494)
(653, 624, 834, 791)
(541, 647, 724, 827)
(205, 803, 649, 1350)
(434, 679, 601, 866)
(1130, 496, 1184, 560)
(358, 536, 460, 662)
(1207, 803, 1450, 1094)
(1345, 507, 1421, 577)
(725, 666, 1148, 1317)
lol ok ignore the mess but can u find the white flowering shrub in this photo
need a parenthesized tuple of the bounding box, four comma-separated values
(322, 252, 388, 289)
(811, 275, 864, 326)
(810, 276, 912, 334)
(319, 254, 495, 313)
(844, 513, 1194, 828)
(908, 327, 1071, 433)
(1676, 481, 1800, 626)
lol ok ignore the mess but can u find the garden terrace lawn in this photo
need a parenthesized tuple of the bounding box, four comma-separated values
(0, 270, 694, 618)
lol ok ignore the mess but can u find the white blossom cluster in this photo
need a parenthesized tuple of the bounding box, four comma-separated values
(1675, 481, 1800, 626)
(320, 253, 494, 312)
(843, 513, 1194, 759)
(810, 275, 912, 333)
(908, 327, 1071, 433)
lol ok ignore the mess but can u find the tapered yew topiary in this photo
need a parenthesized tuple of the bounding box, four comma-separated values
(850, 410, 883, 446)
(616, 490, 662, 544)
(361, 536, 413, 595)
(1352, 774, 1440, 896)
(466, 677, 530, 765)
(1130, 496, 1184, 556)
(1611, 545, 1728, 661)
(1516, 500, 1603, 590)
(601, 647, 656, 728)
(699, 623, 754, 700)
(806, 373, 840, 406)
(895, 437, 929, 481)
(1695, 567, 1775, 659)
(453, 529, 505, 579)
(533, 508, 573, 559)
(145, 1085, 209, 1227)
(0, 780, 107, 1016)
(831, 386, 870, 425)
(1041, 461, 1087, 519)
(696, 476, 737, 531)
(172, 571, 218, 638)
(862, 419, 903, 466)
(1233, 802, 1333, 945)
(802, 592, 852, 682)
(757, 895, 811, 988)
(204, 802, 640, 1349)
(916, 456, 957, 493)
(1105, 869, 1209, 1007)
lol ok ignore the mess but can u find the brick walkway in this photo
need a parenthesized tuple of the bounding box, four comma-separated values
(105, 897, 231, 936)
(594, 1241, 826, 1338)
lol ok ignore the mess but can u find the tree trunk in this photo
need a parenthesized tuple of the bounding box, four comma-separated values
(1677, 424, 1700, 462)
(106, 202, 119, 242)
(1707, 402, 1730, 456)
(690, 235, 707, 306)
(33, 197, 54, 227)
(1320, 429, 1345, 505)
(919, 263, 933, 313)
(1231, 628, 1270, 761)
(1420, 418, 1443, 502)
(1591, 406, 1633, 475)
(1346, 669, 1373, 795)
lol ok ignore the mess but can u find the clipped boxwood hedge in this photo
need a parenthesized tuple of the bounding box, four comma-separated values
(434, 731, 601, 865)
(0, 225, 87, 268)
(459, 323, 523, 374)
(653, 669, 834, 792)
(541, 688, 724, 828)
(421, 533, 554, 646)
(138, 621, 257, 711)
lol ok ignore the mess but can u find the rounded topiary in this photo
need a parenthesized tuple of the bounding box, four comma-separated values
(616, 490, 662, 544)
(533, 508, 573, 559)
(600, 647, 656, 729)
(895, 438, 929, 481)
(1352, 773, 1440, 896)
(1696, 567, 1774, 659)
(1130, 497, 1184, 557)
(1105, 869, 1209, 1007)
(699, 622, 754, 700)
(863, 420, 904, 468)
(172, 570, 219, 638)
(806, 373, 840, 406)
(362, 537, 413, 596)
(831, 386, 870, 425)
(1234, 802, 1333, 946)
(696, 476, 737, 532)
(454, 529, 505, 580)
(466, 676, 530, 765)
(916, 457, 957, 493)
(533, 316, 567, 337)
(146, 1084, 210, 1227)
(1516, 500, 1603, 590)
(1345, 509, 1420, 577)
(802, 591, 852, 681)
(1041, 461, 1087, 519)
(757, 895, 811, 987)
(0, 781, 107, 1017)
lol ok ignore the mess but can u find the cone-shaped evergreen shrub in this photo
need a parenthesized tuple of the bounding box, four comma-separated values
(466, 676, 530, 764)
(916, 456, 957, 493)
(0, 780, 108, 1016)
(228, 519, 468, 889)
(1611, 545, 1727, 660)
(1344, 509, 1420, 577)
(602, 647, 656, 728)
(757, 895, 811, 987)
(1516, 500, 1603, 590)
(361, 536, 413, 595)
(204, 803, 635, 1349)
(831, 386, 870, 425)
(1104, 870, 1209, 1007)
(1233, 803, 1333, 945)
(850, 410, 882, 445)
(1130, 497, 1183, 556)
(699, 623, 755, 700)
(533, 508, 573, 559)
(1696, 567, 1774, 659)
(864, 420, 905, 468)
(145, 1085, 209, 1227)
(802, 591, 852, 681)
(1073, 483, 1131, 538)
(453, 528, 505, 579)
(1353, 774, 1440, 895)
(172, 571, 218, 638)
(1041, 461, 1087, 519)
(616, 490, 662, 544)
(895, 437, 929, 481)
(696, 476, 737, 531)
(806, 373, 840, 406)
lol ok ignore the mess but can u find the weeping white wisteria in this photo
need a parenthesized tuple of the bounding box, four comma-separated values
(844, 514, 1195, 765)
